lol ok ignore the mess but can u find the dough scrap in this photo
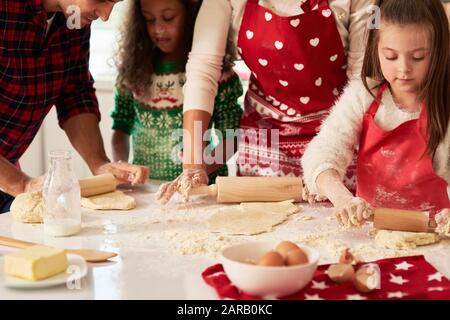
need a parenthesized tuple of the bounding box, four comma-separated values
(10, 192, 43, 223)
(81, 191, 136, 210)
(372, 229, 440, 250)
(207, 200, 300, 235)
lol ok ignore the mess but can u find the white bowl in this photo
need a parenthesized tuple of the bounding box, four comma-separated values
(221, 241, 320, 298)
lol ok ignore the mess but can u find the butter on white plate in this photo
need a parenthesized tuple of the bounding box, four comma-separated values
(5, 245, 68, 281)
(0, 245, 87, 289)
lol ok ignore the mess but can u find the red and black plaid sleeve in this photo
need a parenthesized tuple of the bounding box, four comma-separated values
(0, 0, 100, 165)
(55, 26, 100, 128)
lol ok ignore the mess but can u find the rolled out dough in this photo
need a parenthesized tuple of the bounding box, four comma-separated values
(81, 191, 136, 210)
(10, 192, 43, 223)
(370, 229, 440, 250)
(207, 200, 300, 235)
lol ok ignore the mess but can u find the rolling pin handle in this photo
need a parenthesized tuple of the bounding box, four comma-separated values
(428, 217, 438, 233)
(188, 184, 217, 197)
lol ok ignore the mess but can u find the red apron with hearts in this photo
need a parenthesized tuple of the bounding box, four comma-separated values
(236, 0, 354, 187)
(357, 83, 450, 213)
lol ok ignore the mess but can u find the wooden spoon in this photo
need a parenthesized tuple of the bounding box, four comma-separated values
(0, 236, 117, 263)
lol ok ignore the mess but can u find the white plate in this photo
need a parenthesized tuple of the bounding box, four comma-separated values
(0, 254, 88, 289)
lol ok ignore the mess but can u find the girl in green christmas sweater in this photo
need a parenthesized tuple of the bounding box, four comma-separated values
(111, 0, 243, 181)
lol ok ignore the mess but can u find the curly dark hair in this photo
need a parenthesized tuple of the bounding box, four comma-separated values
(115, 0, 236, 96)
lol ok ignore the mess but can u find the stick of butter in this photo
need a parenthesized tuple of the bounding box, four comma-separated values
(4, 245, 68, 281)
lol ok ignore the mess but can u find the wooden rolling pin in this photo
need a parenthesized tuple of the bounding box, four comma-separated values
(371, 207, 437, 233)
(79, 174, 120, 197)
(189, 176, 303, 203)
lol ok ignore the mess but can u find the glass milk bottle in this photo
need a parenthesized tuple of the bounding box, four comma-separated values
(43, 150, 81, 237)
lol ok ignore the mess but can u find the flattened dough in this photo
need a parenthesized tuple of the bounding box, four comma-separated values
(81, 191, 136, 210)
(371, 229, 440, 250)
(207, 200, 300, 235)
(10, 192, 43, 223)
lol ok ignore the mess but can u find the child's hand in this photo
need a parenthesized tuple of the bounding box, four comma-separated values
(302, 185, 328, 204)
(156, 168, 208, 204)
(334, 197, 373, 227)
(435, 208, 450, 236)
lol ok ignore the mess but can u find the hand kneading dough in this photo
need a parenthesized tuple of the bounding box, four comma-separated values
(436, 220, 450, 237)
(81, 191, 136, 210)
(11, 192, 43, 223)
(370, 229, 440, 250)
(207, 200, 300, 235)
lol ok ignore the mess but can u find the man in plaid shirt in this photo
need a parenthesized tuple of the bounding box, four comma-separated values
(0, 0, 149, 213)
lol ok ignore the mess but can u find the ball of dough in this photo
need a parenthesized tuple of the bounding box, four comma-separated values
(11, 192, 43, 224)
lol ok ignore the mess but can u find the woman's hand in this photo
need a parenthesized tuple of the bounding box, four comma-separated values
(334, 196, 373, 227)
(156, 168, 208, 204)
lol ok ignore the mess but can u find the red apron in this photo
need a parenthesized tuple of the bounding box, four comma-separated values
(357, 84, 450, 213)
(236, 0, 354, 187)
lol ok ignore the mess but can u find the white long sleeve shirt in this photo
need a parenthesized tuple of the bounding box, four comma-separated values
(301, 79, 450, 194)
(183, 0, 376, 114)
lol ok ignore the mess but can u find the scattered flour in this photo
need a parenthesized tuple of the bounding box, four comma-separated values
(80, 199, 450, 264)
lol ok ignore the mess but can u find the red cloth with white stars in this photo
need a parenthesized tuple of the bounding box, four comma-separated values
(202, 255, 450, 300)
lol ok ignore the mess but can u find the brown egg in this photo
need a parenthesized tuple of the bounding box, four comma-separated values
(285, 248, 309, 266)
(257, 251, 285, 267)
(327, 263, 355, 283)
(353, 265, 380, 293)
(275, 241, 301, 258)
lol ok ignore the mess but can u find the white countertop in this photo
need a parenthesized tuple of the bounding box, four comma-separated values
(1, 182, 449, 300)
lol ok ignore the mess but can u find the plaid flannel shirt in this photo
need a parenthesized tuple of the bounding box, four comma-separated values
(0, 0, 100, 164)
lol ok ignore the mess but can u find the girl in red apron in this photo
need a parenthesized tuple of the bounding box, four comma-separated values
(302, 0, 450, 229)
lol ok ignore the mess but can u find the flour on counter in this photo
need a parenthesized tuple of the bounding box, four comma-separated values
(164, 229, 250, 257)
(79, 195, 450, 265)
